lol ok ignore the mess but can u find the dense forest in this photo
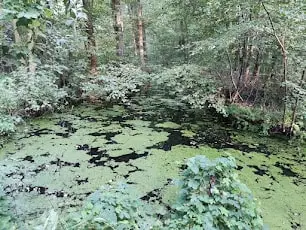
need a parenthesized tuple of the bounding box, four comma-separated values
(0, 0, 305, 229)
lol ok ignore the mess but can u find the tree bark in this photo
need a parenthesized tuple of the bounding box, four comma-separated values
(130, 0, 146, 66)
(137, 0, 146, 66)
(83, 0, 97, 74)
(290, 70, 305, 134)
(281, 37, 288, 131)
(179, 18, 189, 62)
(253, 49, 260, 80)
(237, 38, 247, 90)
(12, 19, 21, 43)
(111, 0, 124, 57)
(27, 29, 37, 73)
(127, 6, 138, 56)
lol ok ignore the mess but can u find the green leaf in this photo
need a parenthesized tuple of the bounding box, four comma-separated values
(17, 9, 41, 19)
(188, 179, 200, 189)
(43, 8, 53, 18)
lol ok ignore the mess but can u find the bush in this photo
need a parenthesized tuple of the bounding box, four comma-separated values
(0, 114, 19, 135)
(11, 67, 67, 113)
(152, 65, 226, 114)
(67, 184, 163, 230)
(0, 66, 67, 135)
(0, 76, 19, 114)
(166, 156, 263, 230)
(82, 64, 150, 103)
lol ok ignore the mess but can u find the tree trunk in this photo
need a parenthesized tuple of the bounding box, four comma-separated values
(27, 29, 36, 73)
(130, 0, 146, 66)
(83, 0, 97, 75)
(237, 38, 247, 90)
(128, 6, 138, 56)
(111, 0, 124, 57)
(179, 18, 189, 62)
(12, 19, 21, 43)
(281, 37, 288, 132)
(137, 0, 146, 66)
(253, 49, 260, 80)
(290, 70, 305, 134)
(244, 45, 251, 86)
(12, 19, 27, 68)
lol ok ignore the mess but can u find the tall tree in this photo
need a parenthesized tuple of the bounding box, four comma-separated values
(130, 0, 147, 66)
(137, 0, 146, 66)
(111, 0, 124, 57)
(82, 0, 98, 74)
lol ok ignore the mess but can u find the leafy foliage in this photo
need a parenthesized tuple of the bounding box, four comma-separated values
(83, 64, 150, 102)
(11, 67, 67, 112)
(224, 104, 275, 134)
(146, 0, 306, 133)
(0, 0, 304, 227)
(153, 65, 226, 114)
(166, 156, 263, 230)
(27, 210, 58, 230)
(67, 184, 163, 230)
(0, 67, 67, 135)
(0, 114, 19, 135)
(1, 0, 305, 137)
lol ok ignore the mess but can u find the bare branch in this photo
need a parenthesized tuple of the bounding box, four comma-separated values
(261, 1, 286, 53)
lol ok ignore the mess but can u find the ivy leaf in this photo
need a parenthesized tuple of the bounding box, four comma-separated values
(17, 9, 40, 19)
(187, 158, 199, 174)
(188, 179, 200, 189)
(43, 8, 53, 18)
(219, 207, 229, 217)
(29, 20, 41, 28)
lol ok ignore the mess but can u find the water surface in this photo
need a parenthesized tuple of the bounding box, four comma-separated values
(0, 101, 305, 229)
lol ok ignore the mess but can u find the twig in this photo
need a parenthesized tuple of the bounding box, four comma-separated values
(261, 1, 286, 53)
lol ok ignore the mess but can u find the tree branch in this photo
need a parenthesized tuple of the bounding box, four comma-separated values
(261, 1, 286, 53)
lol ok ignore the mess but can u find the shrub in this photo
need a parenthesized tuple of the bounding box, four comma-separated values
(11, 67, 67, 113)
(0, 66, 67, 135)
(0, 76, 19, 115)
(0, 114, 19, 135)
(165, 156, 263, 230)
(152, 65, 226, 114)
(67, 184, 163, 230)
(82, 64, 150, 103)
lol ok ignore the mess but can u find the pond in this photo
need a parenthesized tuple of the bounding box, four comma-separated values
(0, 98, 305, 229)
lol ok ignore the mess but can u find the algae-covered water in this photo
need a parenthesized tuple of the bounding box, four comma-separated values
(0, 99, 305, 229)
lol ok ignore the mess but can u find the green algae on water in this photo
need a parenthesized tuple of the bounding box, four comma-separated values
(0, 103, 305, 230)
(155, 121, 181, 129)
